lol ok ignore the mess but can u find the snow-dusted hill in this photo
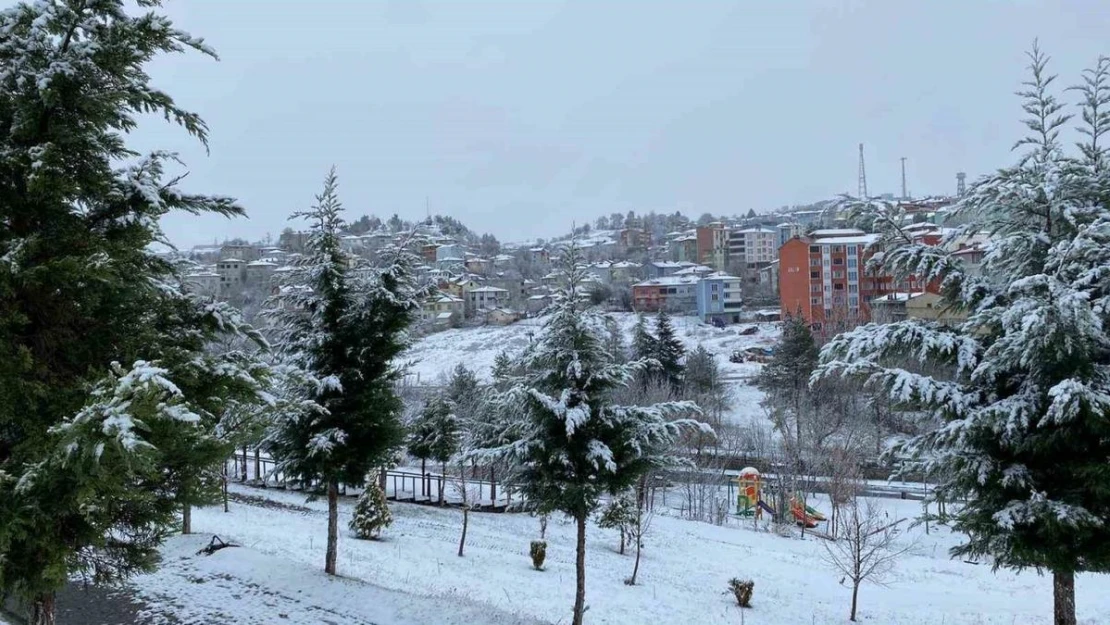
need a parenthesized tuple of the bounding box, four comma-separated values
(129, 484, 1110, 625)
(403, 313, 780, 426)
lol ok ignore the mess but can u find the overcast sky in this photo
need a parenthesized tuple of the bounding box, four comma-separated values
(129, 0, 1110, 248)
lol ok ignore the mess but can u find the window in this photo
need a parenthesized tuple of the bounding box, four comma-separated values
(833, 271, 844, 279)
(810, 258, 821, 267)
(823, 258, 830, 267)
(666, 288, 676, 294)
(849, 296, 859, 307)
(711, 294, 718, 302)
(810, 271, 820, 279)
(848, 270, 858, 281)
(832, 245, 844, 253)
(849, 284, 858, 293)
(809, 245, 820, 253)
(811, 297, 822, 305)
(833, 258, 843, 266)
(823, 271, 831, 280)
(847, 245, 857, 254)
(811, 284, 822, 293)
(834, 283, 844, 291)
(848, 257, 858, 268)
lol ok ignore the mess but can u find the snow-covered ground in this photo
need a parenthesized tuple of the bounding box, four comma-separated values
(128, 484, 1110, 625)
(404, 313, 778, 426)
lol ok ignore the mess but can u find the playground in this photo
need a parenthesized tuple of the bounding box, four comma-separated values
(734, 467, 830, 534)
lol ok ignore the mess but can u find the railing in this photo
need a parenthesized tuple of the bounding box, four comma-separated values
(225, 450, 521, 511)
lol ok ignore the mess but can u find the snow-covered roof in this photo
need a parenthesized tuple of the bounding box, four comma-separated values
(872, 292, 924, 303)
(612, 261, 641, 268)
(812, 234, 881, 245)
(633, 276, 701, 287)
(469, 286, 509, 293)
(702, 272, 741, 281)
(673, 265, 714, 275)
(435, 311, 455, 320)
(247, 260, 277, 267)
(219, 257, 244, 263)
(732, 226, 776, 234)
(186, 271, 219, 278)
(811, 228, 865, 238)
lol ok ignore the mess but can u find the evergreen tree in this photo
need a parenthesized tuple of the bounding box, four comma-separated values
(685, 345, 729, 424)
(479, 241, 706, 625)
(264, 168, 425, 576)
(652, 311, 686, 392)
(445, 364, 481, 420)
(407, 395, 459, 503)
(759, 314, 819, 457)
(604, 316, 628, 364)
(631, 313, 656, 361)
(815, 48, 1110, 625)
(0, 3, 273, 623)
(491, 351, 515, 387)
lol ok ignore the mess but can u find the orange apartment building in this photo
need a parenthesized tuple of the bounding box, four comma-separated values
(778, 231, 939, 333)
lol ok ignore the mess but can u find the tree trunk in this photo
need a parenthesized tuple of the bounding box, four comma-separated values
(183, 503, 192, 535)
(240, 445, 248, 481)
(325, 480, 339, 576)
(1053, 570, 1077, 625)
(254, 448, 261, 483)
(421, 458, 427, 497)
(30, 592, 56, 625)
(439, 461, 446, 506)
(222, 463, 229, 513)
(629, 529, 643, 585)
(458, 507, 469, 557)
(850, 580, 859, 622)
(619, 526, 625, 555)
(572, 513, 588, 625)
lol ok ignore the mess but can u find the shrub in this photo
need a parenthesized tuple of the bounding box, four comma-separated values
(349, 482, 393, 540)
(728, 578, 754, 608)
(530, 540, 547, 570)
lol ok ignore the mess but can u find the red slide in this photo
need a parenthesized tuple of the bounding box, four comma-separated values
(791, 505, 818, 528)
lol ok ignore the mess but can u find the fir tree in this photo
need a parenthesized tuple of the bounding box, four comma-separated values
(604, 316, 629, 364)
(0, 3, 271, 622)
(685, 345, 729, 425)
(264, 168, 425, 576)
(631, 313, 656, 361)
(407, 395, 459, 503)
(652, 311, 686, 392)
(815, 47, 1110, 625)
(479, 240, 707, 625)
(491, 351, 514, 386)
(759, 314, 819, 457)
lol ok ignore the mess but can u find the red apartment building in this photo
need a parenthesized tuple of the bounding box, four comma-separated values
(779, 230, 939, 332)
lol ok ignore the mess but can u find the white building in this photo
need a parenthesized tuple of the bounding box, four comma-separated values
(728, 226, 778, 272)
(466, 285, 510, 314)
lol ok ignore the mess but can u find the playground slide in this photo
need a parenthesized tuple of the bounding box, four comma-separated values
(757, 500, 776, 516)
(791, 507, 819, 528)
(803, 504, 827, 521)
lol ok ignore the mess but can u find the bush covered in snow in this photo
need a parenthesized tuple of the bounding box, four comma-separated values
(349, 483, 392, 540)
(728, 578, 754, 607)
(530, 540, 547, 570)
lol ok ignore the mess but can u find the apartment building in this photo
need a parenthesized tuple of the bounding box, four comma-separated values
(631, 275, 700, 313)
(695, 272, 744, 324)
(695, 223, 729, 271)
(778, 231, 938, 331)
(727, 226, 778, 273)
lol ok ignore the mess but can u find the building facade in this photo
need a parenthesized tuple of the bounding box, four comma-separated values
(695, 273, 744, 324)
(631, 275, 699, 313)
(727, 226, 778, 273)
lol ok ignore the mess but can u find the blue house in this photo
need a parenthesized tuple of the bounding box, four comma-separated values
(695, 272, 744, 324)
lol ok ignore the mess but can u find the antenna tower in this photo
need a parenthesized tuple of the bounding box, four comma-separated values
(956, 172, 967, 197)
(857, 143, 868, 199)
(900, 157, 907, 199)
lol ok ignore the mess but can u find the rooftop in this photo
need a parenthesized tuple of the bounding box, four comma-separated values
(811, 234, 881, 245)
(634, 275, 701, 287)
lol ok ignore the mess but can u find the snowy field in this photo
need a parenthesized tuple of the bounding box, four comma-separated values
(125, 484, 1110, 625)
(404, 313, 778, 426)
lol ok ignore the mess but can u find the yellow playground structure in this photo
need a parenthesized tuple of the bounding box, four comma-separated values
(735, 467, 826, 528)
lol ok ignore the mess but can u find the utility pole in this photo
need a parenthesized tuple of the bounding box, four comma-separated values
(857, 143, 868, 200)
(900, 157, 907, 199)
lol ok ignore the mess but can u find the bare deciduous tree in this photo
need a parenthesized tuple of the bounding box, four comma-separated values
(821, 499, 914, 622)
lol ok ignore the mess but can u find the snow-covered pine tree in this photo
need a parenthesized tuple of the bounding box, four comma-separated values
(479, 240, 708, 625)
(264, 168, 426, 576)
(814, 47, 1110, 625)
(758, 314, 820, 458)
(631, 313, 656, 361)
(406, 395, 459, 503)
(0, 3, 273, 623)
(685, 345, 729, 425)
(652, 310, 686, 392)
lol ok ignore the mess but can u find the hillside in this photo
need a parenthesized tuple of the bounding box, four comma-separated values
(117, 484, 1110, 625)
(403, 313, 780, 425)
